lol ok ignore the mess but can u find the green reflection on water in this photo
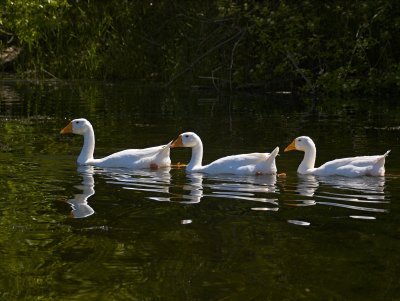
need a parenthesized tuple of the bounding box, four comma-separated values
(0, 80, 399, 300)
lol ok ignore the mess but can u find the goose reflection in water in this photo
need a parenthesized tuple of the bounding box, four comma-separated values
(68, 166, 173, 217)
(207, 174, 277, 195)
(292, 174, 388, 214)
(318, 175, 386, 193)
(180, 173, 204, 203)
(101, 168, 202, 203)
(177, 173, 279, 204)
(99, 167, 172, 202)
(200, 173, 279, 208)
(295, 175, 319, 197)
(68, 165, 95, 218)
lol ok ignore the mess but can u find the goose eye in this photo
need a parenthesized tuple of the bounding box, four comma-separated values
(76, 121, 80, 124)
(185, 135, 189, 138)
(298, 139, 302, 142)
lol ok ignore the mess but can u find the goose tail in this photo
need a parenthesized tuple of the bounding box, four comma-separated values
(150, 141, 172, 169)
(376, 150, 390, 163)
(266, 146, 279, 163)
(158, 141, 172, 156)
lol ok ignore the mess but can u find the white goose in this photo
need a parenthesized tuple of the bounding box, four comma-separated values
(61, 118, 171, 169)
(284, 136, 390, 177)
(171, 132, 279, 175)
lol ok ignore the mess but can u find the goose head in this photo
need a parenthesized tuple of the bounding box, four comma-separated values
(284, 136, 315, 152)
(171, 132, 201, 148)
(61, 118, 93, 135)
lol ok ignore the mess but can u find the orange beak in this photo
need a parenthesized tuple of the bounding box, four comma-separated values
(171, 135, 183, 148)
(60, 121, 73, 134)
(284, 139, 297, 152)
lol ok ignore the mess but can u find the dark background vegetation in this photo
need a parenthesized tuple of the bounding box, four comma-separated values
(1, 0, 400, 95)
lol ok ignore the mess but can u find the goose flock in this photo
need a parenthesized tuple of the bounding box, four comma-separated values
(61, 118, 390, 178)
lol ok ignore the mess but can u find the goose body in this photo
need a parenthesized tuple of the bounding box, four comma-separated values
(61, 118, 171, 169)
(171, 132, 279, 175)
(284, 136, 389, 177)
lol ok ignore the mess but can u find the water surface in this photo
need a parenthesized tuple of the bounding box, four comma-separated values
(0, 80, 399, 300)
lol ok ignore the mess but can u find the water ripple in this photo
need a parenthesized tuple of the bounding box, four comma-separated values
(316, 194, 389, 204)
(316, 201, 387, 213)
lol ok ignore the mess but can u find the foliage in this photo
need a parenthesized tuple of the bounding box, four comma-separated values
(1, 0, 400, 95)
(241, 0, 400, 95)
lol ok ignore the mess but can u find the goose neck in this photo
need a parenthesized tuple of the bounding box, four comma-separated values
(298, 145, 316, 174)
(188, 143, 203, 170)
(78, 129, 95, 165)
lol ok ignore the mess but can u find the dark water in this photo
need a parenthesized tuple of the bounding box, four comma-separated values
(0, 79, 399, 300)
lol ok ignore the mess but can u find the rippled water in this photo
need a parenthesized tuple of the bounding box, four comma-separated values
(69, 166, 391, 224)
(0, 79, 399, 300)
